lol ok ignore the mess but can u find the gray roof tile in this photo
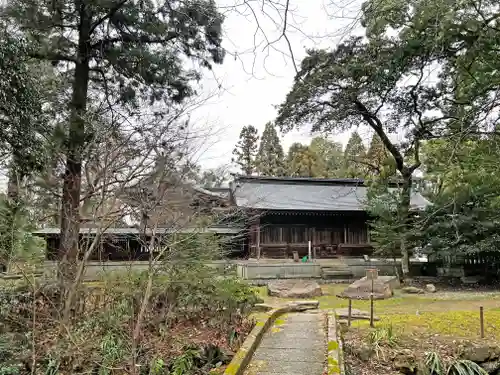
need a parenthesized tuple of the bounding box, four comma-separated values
(233, 177, 430, 211)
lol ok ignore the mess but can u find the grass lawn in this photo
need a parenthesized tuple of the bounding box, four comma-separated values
(254, 284, 500, 339)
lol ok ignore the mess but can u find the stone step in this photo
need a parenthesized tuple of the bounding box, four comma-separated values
(321, 269, 353, 279)
(321, 266, 351, 271)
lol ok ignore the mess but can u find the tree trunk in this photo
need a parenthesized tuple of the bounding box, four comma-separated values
(58, 10, 91, 284)
(399, 170, 412, 281)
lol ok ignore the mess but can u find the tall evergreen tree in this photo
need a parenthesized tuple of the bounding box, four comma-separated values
(310, 136, 344, 177)
(365, 133, 395, 178)
(286, 143, 325, 177)
(232, 125, 259, 175)
(343, 131, 367, 178)
(1, 0, 225, 280)
(256, 122, 285, 176)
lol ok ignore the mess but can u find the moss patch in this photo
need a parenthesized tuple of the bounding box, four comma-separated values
(328, 340, 339, 351)
(254, 285, 500, 313)
(327, 357, 341, 375)
(274, 318, 286, 326)
(255, 285, 500, 337)
(366, 311, 500, 339)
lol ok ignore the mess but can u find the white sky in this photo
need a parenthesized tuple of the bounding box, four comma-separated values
(190, 0, 374, 170)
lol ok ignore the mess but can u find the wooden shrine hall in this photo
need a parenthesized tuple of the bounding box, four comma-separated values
(229, 176, 430, 259)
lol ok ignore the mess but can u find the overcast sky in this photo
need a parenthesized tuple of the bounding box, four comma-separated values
(0, 0, 369, 190)
(190, 0, 374, 170)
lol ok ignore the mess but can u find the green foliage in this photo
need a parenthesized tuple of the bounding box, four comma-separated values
(309, 136, 345, 177)
(43, 358, 59, 375)
(1, 0, 226, 271)
(99, 332, 128, 375)
(0, 30, 48, 176)
(149, 358, 166, 375)
(367, 185, 400, 254)
(425, 351, 445, 375)
(2, 0, 225, 108)
(0, 196, 44, 270)
(367, 324, 398, 359)
(256, 122, 285, 176)
(0, 333, 26, 375)
(232, 125, 259, 175)
(447, 361, 487, 375)
(365, 134, 395, 177)
(197, 165, 230, 188)
(343, 132, 367, 178)
(423, 352, 487, 375)
(170, 346, 200, 375)
(286, 142, 325, 177)
(417, 136, 500, 257)
(0, 366, 20, 375)
(1, 258, 258, 373)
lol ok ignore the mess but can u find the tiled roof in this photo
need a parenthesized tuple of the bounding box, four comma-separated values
(232, 176, 430, 211)
(32, 226, 241, 235)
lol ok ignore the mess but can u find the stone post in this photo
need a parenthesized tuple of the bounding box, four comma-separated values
(366, 268, 378, 280)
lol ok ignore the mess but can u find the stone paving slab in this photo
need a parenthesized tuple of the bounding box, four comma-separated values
(253, 348, 324, 362)
(244, 312, 326, 375)
(250, 361, 325, 374)
(259, 337, 325, 350)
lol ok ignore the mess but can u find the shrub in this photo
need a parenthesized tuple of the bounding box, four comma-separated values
(0, 261, 258, 374)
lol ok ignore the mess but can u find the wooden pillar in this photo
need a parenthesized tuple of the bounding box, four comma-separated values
(344, 223, 348, 244)
(256, 219, 261, 260)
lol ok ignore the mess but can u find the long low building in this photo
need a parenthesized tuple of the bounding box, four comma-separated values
(33, 175, 430, 261)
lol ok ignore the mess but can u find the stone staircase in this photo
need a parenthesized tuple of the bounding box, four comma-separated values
(321, 263, 354, 281)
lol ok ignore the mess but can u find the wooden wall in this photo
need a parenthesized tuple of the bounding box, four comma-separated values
(43, 233, 243, 261)
(249, 212, 372, 259)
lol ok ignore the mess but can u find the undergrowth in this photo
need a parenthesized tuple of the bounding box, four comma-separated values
(0, 263, 260, 374)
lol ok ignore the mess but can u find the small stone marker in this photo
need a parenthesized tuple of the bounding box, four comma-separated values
(366, 268, 379, 280)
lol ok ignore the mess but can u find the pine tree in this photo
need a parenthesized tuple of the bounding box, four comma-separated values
(1, 0, 225, 280)
(286, 143, 325, 177)
(343, 131, 367, 178)
(310, 136, 344, 177)
(232, 125, 259, 175)
(256, 122, 285, 176)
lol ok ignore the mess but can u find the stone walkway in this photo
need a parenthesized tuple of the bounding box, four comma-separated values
(244, 311, 326, 375)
